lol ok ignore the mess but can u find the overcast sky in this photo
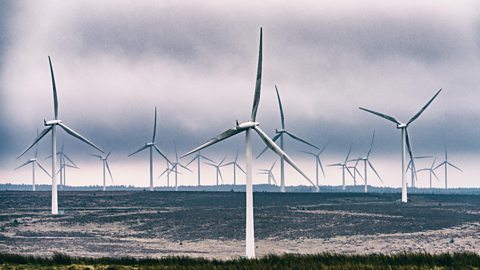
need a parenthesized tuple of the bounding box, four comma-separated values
(1, 0, 479, 188)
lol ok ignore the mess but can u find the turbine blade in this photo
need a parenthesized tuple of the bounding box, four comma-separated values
(346, 167, 355, 179)
(218, 169, 224, 183)
(106, 161, 114, 183)
(256, 132, 281, 159)
(433, 161, 447, 170)
(250, 28, 263, 122)
(179, 163, 192, 172)
(128, 144, 149, 157)
(154, 144, 172, 165)
(106, 151, 112, 159)
(447, 162, 462, 172)
(236, 163, 246, 174)
(432, 170, 440, 181)
(58, 123, 104, 153)
(319, 139, 331, 154)
(186, 156, 197, 167)
(300, 150, 317, 157)
(285, 131, 319, 150)
(62, 153, 77, 167)
(200, 155, 215, 163)
(253, 126, 317, 190)
(271, 174, 278, 185)
(407, 89, 442, 125)
(48, 56, 59, 120)
(34, 129, 39, 158)
(405, 129, 416, 174)
(157, 168, 169, 179)
(345, 144, 352, 163)
(219, 155, 227, 165)
(368, 161, 383, 184)
(359, 107, 400, 125)
(14, 161, 31, 170)
(270, 160, 277, 170)
(354, 167, 364, 180)
(88, 154, 103, 159)
(204, 162, 216, 167)
(181, 127, 242, 158)
(152, 107, 157, 142)
(366, 130, 375, 157)
(275, 85, 285, 129)
(36, 161, 52, 178)
(17, 126, 53, 158)
(318, 158, 326, 177)
(234, 151, 239, 163)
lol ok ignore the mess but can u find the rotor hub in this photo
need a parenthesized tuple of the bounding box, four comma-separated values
(44, 119, 63, 126)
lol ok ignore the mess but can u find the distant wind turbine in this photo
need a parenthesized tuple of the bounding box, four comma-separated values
(128, 107, 171, 191)
(256, 85, 319, 192)
(258, 161, 277, 185)
(417, 158, 439, 188)
(346, 158, 364, 186)
(406, 155, 432, 188)
(89, 152, 114, 191)
(46, 143, 77, 191)
(170, 143, 191, 191)
(205, 157, 227, 186)
(359, 89, 442, 203)
(220, 151, 246, 185)
(18, 56, 104, 214)
(434, 148, 462, 189)
(15, 133, 51, 191)
(185, 151, 214, 186)
(301, 140, 329, 190)
(352, 131, 383, 193)
(329, 144, 354, 190)
(181, 28, 316, 259)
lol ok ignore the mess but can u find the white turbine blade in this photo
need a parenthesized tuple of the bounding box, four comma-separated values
(318, 158, 326, 177)
(300, 150, 317, 157)
(201, 155, 215, 163)
(284, 131, 319, 150)
(354, 167, 364, 180)
(447, 162, 462, 172)
(174, 142, 179, 162)
(157, 168, 170, 179)
(181, 127, 242, 158)
(106, 161, 114, 183)
(218, 169, 224, 183)
(366, 130, 375, 157)
(219, 155, 227, 166)
(431, 158, 437, 169)
(65, 164, 79, 169)
(154, 144, 172, 165)
(48, 56, 59, 120)
(319, 139, 330, 154)
(179, 163, 192, 172)
(58, 123, 104, 153)
(271, 174, 278, 185)
(128, 144, 149, 157)
(234, 151, 239, 163)
(328, 163, 343, 167)
(152, 107, 157, 142)
(432, 170, 440, 182)
(17, 126, 52, 158)
(270, 160, 277, 170)
(250, 28, 262, 122)
(185, 155, 197, 167)
(204, 162, 217, 167)
(62, 153, 77, 167)
(368, 161, 383, 184)
(106, 151, 112, 159)
(88, 154, 103, 159)
(256, 133, 281, 159)
(14, 161, 31, 170)
(344, 144, 352, 163)
(433, 161, 447, 170)
(346, 167, 355, 179)
(236, 163, 246, 174)
(416, 168, 429, 172)
(221, 162, 234, 167)
(34, 129, 39, 158)
(407, 89, 442, 125)
(36, 161, 52, 178)
(275, 85, 285, 129)
(359, 107, 400, 125)
(253, 126, 317, 189)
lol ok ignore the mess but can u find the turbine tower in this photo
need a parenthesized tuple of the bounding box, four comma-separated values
(185, 151, 213, 186)
(220, 151, 246, 185)
(181, 28, 316, 259)
(353, 131, 383, 193)
(301, 140, 329, 191)
(417, 158, 439, 188)
(15, 137, 51, 191)
(359, 89, 442, 203)
(434, 148, 462, 189)
(258, 161, 277, 185)
(128, 107, 171, 191)
(256, 85, 319, 192)
(205, 157, 227, 186)
(18, 56, 104, 215)
(328, 144, 354, 190)
(89, 152, 114, 191)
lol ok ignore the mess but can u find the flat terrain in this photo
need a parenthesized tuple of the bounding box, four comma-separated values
(1, 191, 480, 259)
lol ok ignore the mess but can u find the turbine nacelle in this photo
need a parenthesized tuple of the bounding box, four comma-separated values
(29, 158, 36, 162)
(275, 128, 286, 133)
(396, 123, 408, 129)
(236, 121, 259, 129)
(44, 119, 63, 126)
(146, 142, 154, 147)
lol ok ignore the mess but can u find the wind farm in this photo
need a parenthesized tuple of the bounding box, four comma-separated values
(1, 1, 480, 268)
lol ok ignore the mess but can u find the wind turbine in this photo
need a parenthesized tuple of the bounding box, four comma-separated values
(256, 85, 319, 192)
(301, 140, 329, 191)
(258, 161, 277, 185)
(181, 28, 316, 259)
(170, 143, 191, 191)
(220, 151, 246, 185)
(328, 144, 354, 190)
(352, 131, 383, 193)
(89, 152, 114, 191)
(346, 158, 364, 187)
(359, 89, 442, 203)
(185, 151, 214, 186)
(15, 135, 51, 191)
(417, 158, 439, 188)
(205, 157, 227, 186)
(434, 148, 462, 189)
(406, 155, 432, 188)
(128, 107, 171, 191)
(18, 56, 104, 215)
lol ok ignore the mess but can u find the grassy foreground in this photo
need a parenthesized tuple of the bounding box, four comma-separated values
(1, 252, 480, 269)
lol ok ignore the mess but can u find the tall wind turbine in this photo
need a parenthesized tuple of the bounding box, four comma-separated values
(15, 137, 51, 191)
(18, 56, 104, 215)
(353, 131, 383, 193)
(181, 28, 316, 259)
(434, 148, 462, 189)
(328, 145, 354, 190)
(417, 158, 439, 188)
(221, 151, 246, 185)
(205, 157, 227, 186)
(359, 89, 442, 203)
(170, 143, 191, 191)
(301, 140, 329, 191)
(256, 85, 319, 192)
(258, 161, 277, 185)
(89, 152, 114, 191)
(185, 151, 214, 186)
(128, 107, 171, 191)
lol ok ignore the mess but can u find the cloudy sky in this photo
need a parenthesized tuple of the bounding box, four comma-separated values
(1, 0, 479, 188)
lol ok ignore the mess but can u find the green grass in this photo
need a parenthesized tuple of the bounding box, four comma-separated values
(1, 252, 480, 269)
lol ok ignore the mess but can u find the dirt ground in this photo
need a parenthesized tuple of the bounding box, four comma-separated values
(1, 191, 480, 259)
